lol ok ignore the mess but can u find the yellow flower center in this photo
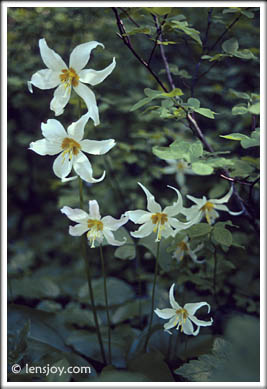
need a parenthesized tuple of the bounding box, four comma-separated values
(87, 219, 104, 248)
(61, 137, 81, 161)
(175, 308, 189, 332)
(151, 212, 168, 241)
(200, 201, 214, 224)
(60, 67, 79, 89)
(177, 161, 185, 171)
(178, 241, 188, 252)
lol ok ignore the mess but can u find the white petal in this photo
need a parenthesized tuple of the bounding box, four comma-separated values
(161, 223, 174, 239)
(62, 175, 78, 182)
(53, 152, 72, 179)
(60, 206, 89, 222)
(164, 316, 178, 331)
(169, 283, 180, 310)
(67, 112, 90, 142)
(69, 223, 89, 236)
(130, 221, 154, 239)
(103, 229, 126, 246)
(73, 152, 105, 183)
(39, 38, 67, 71)
(79, 57, 116, 85)
(88, 200, 101, 219)
(163, 186, 183, 217)
(154, 308, 176, 319)
(50, 84, 71, 116)
(41, 119, 67, 141)
(186, 194, 206, 206)
(69, 41, 104, 72)
(168, 217, 194, 231)
(184, 301, 211, 316)
(80, 139, 115, 155)
(212, 186, 233, 204)
(215, 204, 243, 216)
(126, 210, 151, 224)
(189, 315, 213, 328)
(176, 171, 185, 187)
(182, 318, 195, 335)
(138, 183, 161, 213)
(189, 249, 205, 264)
(101, 215, 129, 231)
(74, 83, 99, 126)
(29, 139, 52, 156)
(30, 69, 61, 90)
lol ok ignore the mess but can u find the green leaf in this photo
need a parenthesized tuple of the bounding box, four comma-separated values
(248, 102, 260, 115)
(145, 7, 172, 16)
(129, 351, 175, 381)
(234, 49, 256, 60)
(152, 146, 179, 160)
(170, 140, 191, 161)
(232, 105, 248, 115)
(220, 133, 248, 141)
(189, 141, 203, 161)
(230, 159, 255, 177)
(213, 227, 233, 246)
(130, 97, 155, 112)
(123, 27, 151, 36)
(138, 235, 173, 272)
(241, 129, 260, 149)
(222, 38, 239, 54)
(114, 227, 136, 260)
(156, 40, 177, 45)
(194, 107, 216, 119)
(191, 162, 214, 175)
(187, 223, 212, 238)
(187, 97, 200, 109)
(171, 20, 202, 46)
(161, 88, 184, 97)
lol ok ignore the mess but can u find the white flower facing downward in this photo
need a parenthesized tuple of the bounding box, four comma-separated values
(126, 183, 195, 242)
(154, 283, 213, 335)
(162, 159, 195, 188)
(61, 200, 129, 248)
(29, 112, 115, 183)
(185, 186, 243, 225)
(28, 38, 116, 125)
(172, 236, 204, 264)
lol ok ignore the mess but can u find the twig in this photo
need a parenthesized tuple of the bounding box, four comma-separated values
(209, 13, 243, 53)
(118, 7, 140, 27)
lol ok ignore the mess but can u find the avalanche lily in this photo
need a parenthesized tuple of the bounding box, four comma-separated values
(162, 159, 195, 189)
(154, 283, 213, 335)
(186, 186, 243, 225)
(126, 183, 195, 242)
(29, 112, 115, 183)
(61, 200, 128, 248)
(28, 38, 116, 125)
(173, 236, 204, 264)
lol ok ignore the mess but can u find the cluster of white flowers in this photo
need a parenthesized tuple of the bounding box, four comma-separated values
(28, 38, 242, 338)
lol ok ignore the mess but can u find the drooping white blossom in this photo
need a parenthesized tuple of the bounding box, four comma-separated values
(172, 236, 205, 264)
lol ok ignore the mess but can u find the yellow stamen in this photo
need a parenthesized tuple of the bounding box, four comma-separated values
(61, 137, 81, 162)
(200, 201, 214, 224)
(177, 161, 185, 170)
(178, 241, 188, 252)
(87, 219, 103, 248)
(151, 212, 168, 241)
(60, 67, 79, 90)
(175, 308, 189, 332)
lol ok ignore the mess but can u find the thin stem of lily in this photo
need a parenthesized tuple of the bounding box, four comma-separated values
(78, 177, 106, 365)
(144, 240, 161, 351)
(99, 244, 112, 364)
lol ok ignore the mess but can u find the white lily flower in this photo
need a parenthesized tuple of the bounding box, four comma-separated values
(61, 200, 129, 248)
(185, 186, 243, 225)
(162, 159, 195, 188)
(126, 183, 195, 242)
(29, 112, 115, 183)
(154, 283, 213, 335)
(172, 236, 205, 264)
(28, 38, 116, 125)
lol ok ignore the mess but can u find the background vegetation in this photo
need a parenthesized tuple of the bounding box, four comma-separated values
(7, 6, 260, 382)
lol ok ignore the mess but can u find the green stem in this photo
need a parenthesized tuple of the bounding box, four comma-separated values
(100, 244, 112, 364)
(78, 177, 106, 365)
(144, 240, 161, 351)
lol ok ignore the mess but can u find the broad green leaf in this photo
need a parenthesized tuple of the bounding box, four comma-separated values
(189, 141, 203, 161)
(241, 129, 260, 148)
(138, 234, 173, 272)
(152, 146, 179, 160)
(206, 157, 235, 169)
(248, 102, 260, 115)
(228, 89, 250, 100)
(112, 300, 150, 325)
(123, 27, 151, 36)
(170, 140, 191, 161)
(232, 105, 248, 115)
(194, 107, 216, 119)
(187, 97, 200, 109)
(230, 159, 255, 177)
(222, 7, 241, 14)
(220, 133, 248, 141)
(130, 97, 154, 112)
(222, 38, 239, 54)
(129, 351, 174, 381)
(161, 88, 184, 97)
(171, 20, 202, 46)
(187, 223, 212, 238)
(234, 49, 257, 60)
(191, 162, 214, 175)
(213, 227, 233, 246)
(145, 7, 172, 16)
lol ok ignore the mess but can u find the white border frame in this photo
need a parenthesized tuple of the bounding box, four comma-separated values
(1, 1, 266, 388)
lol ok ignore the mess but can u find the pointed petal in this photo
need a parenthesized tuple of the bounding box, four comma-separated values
(186, 194, 205, 206)
(154, 308, 176, 319)
(67, 112, 90, 142)
(189, 249, 205, 264)
(88, 200, 101, 219)
(29, 139, 60, 156)
(161, 223, 175, 239)
(164, 316, 178, 331)
(50, 84, 71, 116)
(168, 217, 195, 231)
(130, 221, 154, 239)
(60, 206, 89, 222)
(212, 186, 233, 204)
(73, 152, 105, 183)
(138, 183, 161, 213)
(215, 204, 243, 216)
(184, 302, 211, 315)
(79, 57, 116, 85)
(169, 283, 180, 310)
(74, 83, 99, 126)
(29, 69, 61, 90)
(69, 41, 104, 72)
(163, 186, 183, 216)
(80, 139, 115, 155)
(101, 215, 129, 231)
(69, 223, 89, 236)
(39, 38, 67, 71)
(41, 119, 67, 140)
(126, 210, 151, 224)
(52, 152, 72, 179)
(189, 315, 213, 328)
(103, 229, 126, 246)
(62, 175, 78, 182)
(182, 319, 195, 335)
